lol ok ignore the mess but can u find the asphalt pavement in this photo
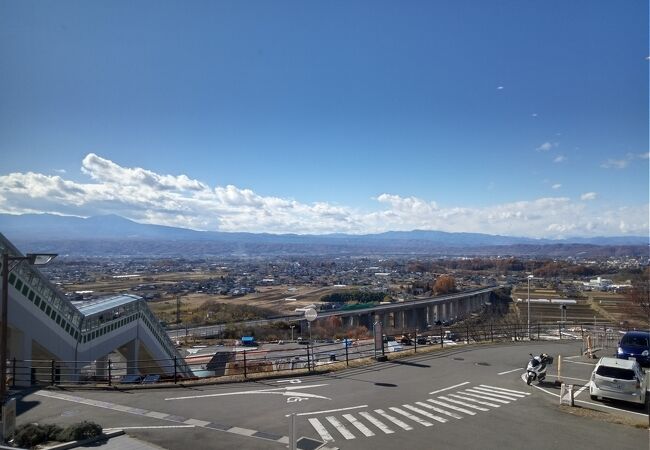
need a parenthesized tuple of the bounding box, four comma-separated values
(16, 340, 649, 450)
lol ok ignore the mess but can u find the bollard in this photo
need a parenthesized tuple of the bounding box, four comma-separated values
(243, 350, 247, 378)
(555, 355, 562, 386)
(440, 327, 444, 349)
(345, 341, 349, 366)
(306, 346, 311, 373)
(289, 413, 297, 450)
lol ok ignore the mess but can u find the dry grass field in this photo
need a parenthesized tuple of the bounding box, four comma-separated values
(65, 272, 357, 323)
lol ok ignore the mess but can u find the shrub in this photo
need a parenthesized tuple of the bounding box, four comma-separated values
(13, 422, 62, 448)
(56, 421, 103, 442)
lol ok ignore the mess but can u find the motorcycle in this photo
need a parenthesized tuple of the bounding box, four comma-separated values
(525, 353, 553, 385)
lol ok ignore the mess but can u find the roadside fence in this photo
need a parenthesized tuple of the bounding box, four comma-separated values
(4, 321, 632, 388)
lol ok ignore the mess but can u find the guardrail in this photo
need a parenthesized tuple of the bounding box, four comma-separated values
(4, 321, 632, 388)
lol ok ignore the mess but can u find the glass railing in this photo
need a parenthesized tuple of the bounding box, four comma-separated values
(0, 233, 191, 375)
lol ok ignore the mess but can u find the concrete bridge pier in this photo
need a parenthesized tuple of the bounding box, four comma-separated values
(416, 307, 428, 330)
(394, 310, 404, 330)
(95, 355, 109, 379)
(9, 328, 32, 386)
(359, 313, 373, 329)
(122, 339, 140, 375)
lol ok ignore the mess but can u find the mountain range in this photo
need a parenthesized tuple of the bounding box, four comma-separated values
(0, 213, 647, 258)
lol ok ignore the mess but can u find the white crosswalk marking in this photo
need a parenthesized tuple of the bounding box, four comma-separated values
(465, 388, 518, 401)
(358, 412, 394, 434)
(307, 384, 531, 443)
(472, 386, 525, 398)
(374, 409, 414, 430)
(415, 401, 463, 419)
(442, 394, 495, 409)
(427, 398, 477, 415)
(479, 384, 531, 396)
(402, 404, 447, 423)
(343, 414, 375, 437)
(308, 418, 334, 442)
(326, 416, 356, 440)
(461, 390, 511, 403)
(388, 407, 434, 427)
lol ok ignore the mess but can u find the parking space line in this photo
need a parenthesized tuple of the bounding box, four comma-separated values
(308, 418, 334, 442)
(388, 407, 433, 427)
(286, 405, 367, 417)
(325, 416, 356, 440)
(374, 409, 413, 430)
(358, 412, 394, 434)
(343, 414, 375, 437)
(498, 368, 524, 375)
(429, 381, 470, 395)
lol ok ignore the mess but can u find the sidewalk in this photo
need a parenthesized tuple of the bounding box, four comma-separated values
(76, 434, 166, 450)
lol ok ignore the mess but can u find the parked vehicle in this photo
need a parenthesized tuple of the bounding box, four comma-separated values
(616, 331, 650, 367)
(590, 356, 647, 406)
(386, 341, 403, 352)
(525, 353, 553, 385)
(399, 335, 413, 345)
(416, 336, 428, 345)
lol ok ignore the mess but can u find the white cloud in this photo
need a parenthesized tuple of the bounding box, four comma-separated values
(54, 169, 67, 174)
(580, 192, 597, 201)
(536, 141, 558, 152)
(531, 113, 538, 118)
(0, 154, 647, 238)
(601, 159, 629, 169)
(601, 152, 649, 169)
(553, 155, 567, 163)
(551, 184, 562, 190)
(496, 86, 504, 90)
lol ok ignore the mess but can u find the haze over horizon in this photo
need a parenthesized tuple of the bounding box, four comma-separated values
(1, 1, 648, 239)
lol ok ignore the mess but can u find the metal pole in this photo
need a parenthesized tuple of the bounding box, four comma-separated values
(1, 252, 9, 402)
(527, 276, 531, 340)
(243, 350, 247, 378)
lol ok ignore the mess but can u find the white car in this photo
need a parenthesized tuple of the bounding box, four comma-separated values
(589, 357, 647, 406)
(386, 341, 403, 352)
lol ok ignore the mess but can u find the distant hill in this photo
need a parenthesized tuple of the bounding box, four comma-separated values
(0, 213, 647, 258)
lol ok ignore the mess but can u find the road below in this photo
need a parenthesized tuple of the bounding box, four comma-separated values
(18, 340, 648, 450)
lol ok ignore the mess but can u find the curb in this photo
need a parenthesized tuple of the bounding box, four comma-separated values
(40, 430, 124, 450)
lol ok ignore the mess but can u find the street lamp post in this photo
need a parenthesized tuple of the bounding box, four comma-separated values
(527, 275, 534, 340)
(290, 325, 295, 341)
(1, 252, 57, 403)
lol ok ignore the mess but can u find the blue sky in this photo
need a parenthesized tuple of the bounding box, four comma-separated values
(0, 1, 648, 237)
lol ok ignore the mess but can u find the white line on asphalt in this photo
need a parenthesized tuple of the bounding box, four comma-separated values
(308, 418, 334, 442)
(479, 385, 531, 396)
(358, 412, 394, 434)
(429, 381, 470, 395)
(546, 375, 591, 382)
(575, 382, 590, 397)
(374, 409, 413, 430)
(402, 404, 447, 423)
(498, 368, 524, 375)
(530, 382, 649, 417)
(415, 401, 463, 419)
(343, 414, 375, 437)
(286, 405, 368, 417)
(389, 407, 434, 427)
(326, 416, 356, 440)
(444, 394, 496, 409)
(563, 360, 597, 366)
(460, 391, 510, 404)
(165, 384, 329, 401)
(472, 386, 526, 398)
(104, 426, 196, 430)
(426, 399, 476, 415)
(463, 389, 514, 404)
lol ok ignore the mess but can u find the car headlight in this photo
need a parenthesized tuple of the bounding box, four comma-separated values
(617, 347, 624, 354)
(642, 350, 649, 357)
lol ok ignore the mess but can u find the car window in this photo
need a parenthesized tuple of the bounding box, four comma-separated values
(595, 366, 635, 380)
(621, 335, 649, 347)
